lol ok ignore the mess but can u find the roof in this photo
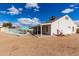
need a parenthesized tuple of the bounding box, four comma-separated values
(41, 23, 51, 25)
(39, 15, 68, 26)
(34, 15, 75, 26)
(40, 15, 75, 26)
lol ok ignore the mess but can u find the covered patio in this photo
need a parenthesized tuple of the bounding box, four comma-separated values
(33, 23, 51, 37)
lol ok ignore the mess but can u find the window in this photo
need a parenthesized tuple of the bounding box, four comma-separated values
(45, 26, 48, 32)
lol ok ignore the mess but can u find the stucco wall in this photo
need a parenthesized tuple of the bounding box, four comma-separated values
(51, 15, 77, 35)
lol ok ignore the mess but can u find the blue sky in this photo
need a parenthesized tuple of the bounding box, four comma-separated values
(0, 3, 79, 26)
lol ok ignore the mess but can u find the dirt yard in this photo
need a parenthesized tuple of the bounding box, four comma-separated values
(0, 32, 79, 56)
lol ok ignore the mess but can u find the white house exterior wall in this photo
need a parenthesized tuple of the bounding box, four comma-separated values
(51, 15, 77, 35)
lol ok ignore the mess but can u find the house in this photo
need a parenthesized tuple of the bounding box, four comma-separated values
(33, 15, 77, 36)
(0, 27, 8, 33)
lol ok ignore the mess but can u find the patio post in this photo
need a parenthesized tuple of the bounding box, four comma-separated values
(40, 25, 42, 37)
(37, 26, 38, 35)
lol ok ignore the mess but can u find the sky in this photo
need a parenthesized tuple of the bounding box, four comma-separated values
(0, 3, 79, 26)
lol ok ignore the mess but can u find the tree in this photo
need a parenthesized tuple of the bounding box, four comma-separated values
(49, 16, 56, 22)
(2, 22, 12, 28)
(47, 16, 56, 23)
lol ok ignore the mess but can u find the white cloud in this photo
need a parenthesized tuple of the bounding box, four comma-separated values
(69, 3, 79, 7)
(69, 4, 79, 9)
(34, 8, 39, 12)
(31, 17, 41, 26)
(61, 8, 74, 14)
(0, 5, 23, 15)
(18, 8, 23, 11)
(32, 18, 39, 23)
(25, 3, 39, 9)
(7, 5, 23, 15)
(12, 22, 22, 27)
(0, 11, 7, 14)
(18, 18, 32, 25)
(18, 17, 40, 27)
(75, 7, 78, 9)
(61, 4, 79, 14)
(69, 4, 75, 7)
(69, 4, 78, 7)
(25, 3, 40, 12)
(74, 20, 79, 26)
